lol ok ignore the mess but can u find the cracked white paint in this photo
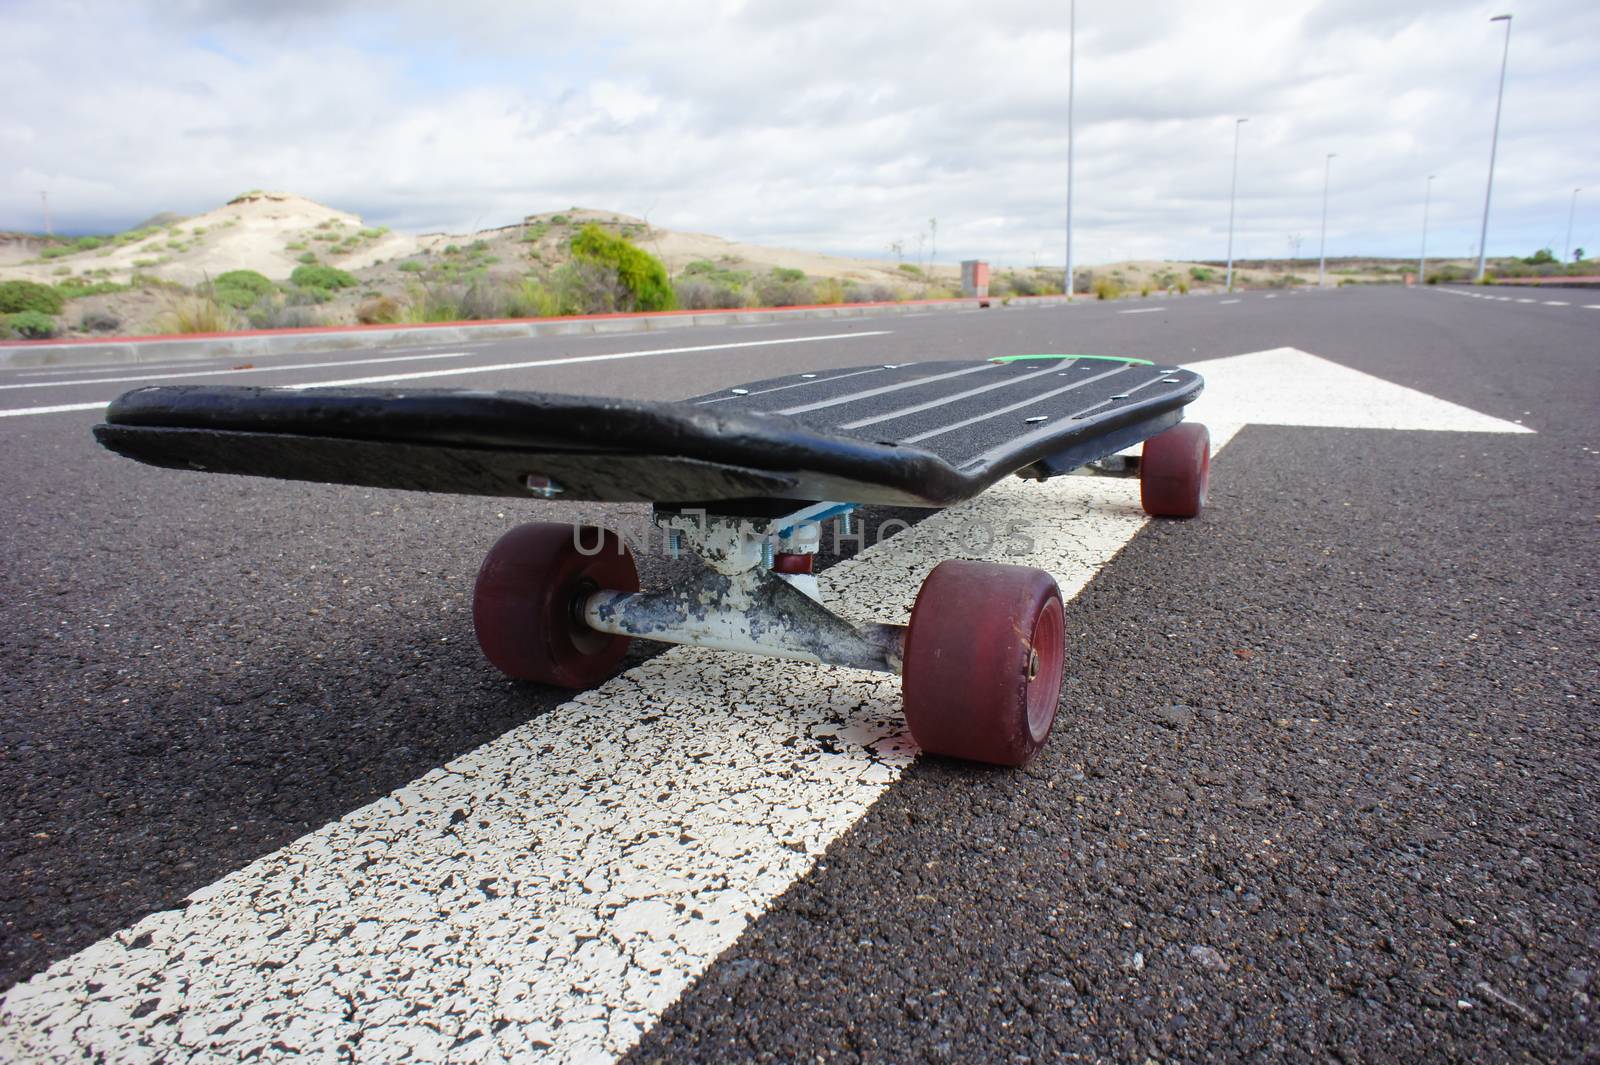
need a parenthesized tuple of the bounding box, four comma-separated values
(0, 348, 1530, 1063)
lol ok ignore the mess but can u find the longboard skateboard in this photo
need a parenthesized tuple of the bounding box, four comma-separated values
(96, 354, 1209, 766)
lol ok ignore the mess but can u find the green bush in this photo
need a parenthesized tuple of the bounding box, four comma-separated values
(54, 279, 127, 300)
(1189, 266, 1216, 282)
(296, 251, 318, 264)
(398, 260, 423, 272)
(38, 246, 74, 260)
(212, 269, 277, 309)
(290, 264, 358, 291)
(0, 280, 65, 315)
(569, 224, 674, 311)
(772, 266, 807, 283)
(4, 310, 58, 339)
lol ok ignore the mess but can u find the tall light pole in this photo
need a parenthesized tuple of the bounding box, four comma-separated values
(1318, 152, 1336, 288)
(1063, 0, 1076, 297)
(1419, 174, 1436, 283)
(1563, 187, 1581, 263)
(1224, 117, 1247, 292)
(1475, 14, 1512, 282)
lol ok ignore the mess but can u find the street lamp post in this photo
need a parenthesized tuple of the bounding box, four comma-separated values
(1475, 14, 1513, 282)
(1563, 187, 1581, 264)
(1419, 174, 1436, 283)
(1318, 153, 1336, 288)
(1064, 0, 1076, 297)
(1224, 117, 1247, 292)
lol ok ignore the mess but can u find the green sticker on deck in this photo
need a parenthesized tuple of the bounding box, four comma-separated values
(990, 353, 1155, 366)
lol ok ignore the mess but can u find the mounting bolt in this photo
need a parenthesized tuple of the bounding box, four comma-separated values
(667, 528, 683, 560)
(761, 540, 775, 570)
(524, 474, 564, 498)
(840, 511, 854, 536)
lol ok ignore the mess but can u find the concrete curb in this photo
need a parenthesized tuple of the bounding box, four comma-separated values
(0, 296, 1074, 370)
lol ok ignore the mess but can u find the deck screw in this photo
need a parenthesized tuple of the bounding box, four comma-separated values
(840, 511, 854, 536)
(524, 474, 564, 498)
(761, 541, 776, 569)
(667, 528, 683, 560)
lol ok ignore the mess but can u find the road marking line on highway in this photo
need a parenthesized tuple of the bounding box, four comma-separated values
(0, 350, 474, 392)
(1542, 300, 1569, 306)
(0, 349, 1532, 1063)
(0, 401, 111, 419)
(12, 361, 222, 378)
(294, 331, 894, 388)
(1219, 298, 1241, 305)
(0, 332, 896, 418)
(1585, 304, 1600, 310)
(1516, 298, 1537, 303)
(1117, 307, 1163, 314)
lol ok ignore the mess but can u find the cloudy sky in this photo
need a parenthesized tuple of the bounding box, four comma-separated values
(3, 0, 1596, 265)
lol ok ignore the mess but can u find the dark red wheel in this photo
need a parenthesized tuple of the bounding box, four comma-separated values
(472, 523, 639, 688)
(901, 561, 1066, 767)
(1141, 422, 1210, 519)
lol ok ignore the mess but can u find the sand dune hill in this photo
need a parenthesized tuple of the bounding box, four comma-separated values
(2, 192, 423, 285)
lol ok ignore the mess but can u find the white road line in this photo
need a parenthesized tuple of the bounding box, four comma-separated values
(13, 361, 222, 378)
(1264, 294, 1277, 299)
(0, 351, 473, 392)
(296, 331, 893, 389)
(1586, 304, 1600, 310)
(0, 401, 110, 419)
(1542, 300, 1569, 306)
(0, 348, 1532, 1063)
(1497, 296, 1513, 301)
(1515, 298, 1536, 303)
(1117, 306, 1163, 314)
(0, 332, 895, 419)
(1219, 298, 1241, 305)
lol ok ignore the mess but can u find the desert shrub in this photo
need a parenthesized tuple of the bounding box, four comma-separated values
(1006, 272, 1042, 297)
(247, 303, 322, 329)
(74, 236, 104, 251)
(4, 310, 58, 339)
(290, 264, 358, 291)
(158, 295, 235, 334)
(754, 271, 816, 307)
(771, 267, 806, 283)
(285, 241, 307, 250)
(549, 261, 631, 315)
(79, 308, 121, 333)
(402, 278, 507, 322)
(1140, 286, 1151, 297)
(52, 266, 71, 276)
(1177, 280, 1190, 294)
(550, 214, 571, 225)
(569, 224, 674, 311)
(132, 258, 158, 268)
(674, 278, 748, 310)
(0, 280, 65, 315)
(843, 283, 896, 303)
(1189, 266, 1216, 282)
(521, 223, 549, 243)
(897, 263, 923, 277)
(443, 244, 460, 255)
(356, 295, 402, 324)
(54, 279, 127, 300)
(813, 278, 845, 304)
(1092, 276, 1123, 300)
(358, 228, 385, 239)
(503, 280, 562, 319)
(38, 246, 74, 260)
(211, 269, 277, 309)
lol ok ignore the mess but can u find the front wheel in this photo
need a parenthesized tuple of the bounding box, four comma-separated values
(472, 523, 639, 688)
(901, 560, 1066, 767)
(1141, 422, 1210, 518)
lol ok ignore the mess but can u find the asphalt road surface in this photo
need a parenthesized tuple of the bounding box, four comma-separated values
(1, 288, 1595, 1061)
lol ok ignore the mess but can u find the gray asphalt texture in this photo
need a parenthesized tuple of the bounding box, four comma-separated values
(2, 289, 1596, 1061)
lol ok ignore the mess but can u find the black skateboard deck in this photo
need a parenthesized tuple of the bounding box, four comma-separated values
(95, 355, 1202, 508)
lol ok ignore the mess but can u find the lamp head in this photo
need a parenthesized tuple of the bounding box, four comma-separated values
(1490, 13, 1511, 21)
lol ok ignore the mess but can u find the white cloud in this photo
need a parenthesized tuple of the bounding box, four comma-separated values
(3, 0, 1596, 264)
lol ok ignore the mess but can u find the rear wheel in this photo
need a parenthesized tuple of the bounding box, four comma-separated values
(1141, 422, 1210, 518)
(472, 523, 639, 688)
(901, 561, 1066, 767)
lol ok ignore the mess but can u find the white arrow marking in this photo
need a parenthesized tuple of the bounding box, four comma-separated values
(0, 348, 1531, 1063)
